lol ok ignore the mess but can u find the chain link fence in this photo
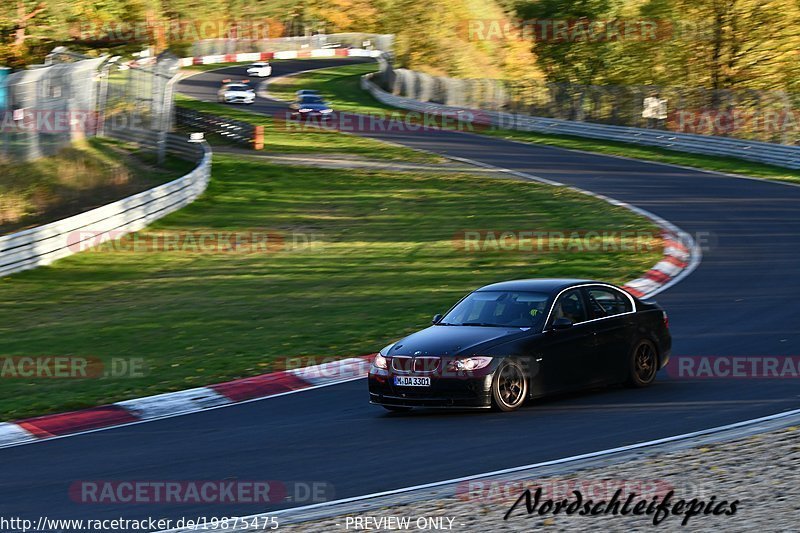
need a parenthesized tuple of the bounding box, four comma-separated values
(0, 48, 181, 162)
(100, 52, 181, 163)
(1, 49, 105, 160)
(191, 33, 393, 56)
(376, 64, 800, 145)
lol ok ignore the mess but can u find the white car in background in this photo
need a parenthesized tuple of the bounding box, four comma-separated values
(217, 81, 255, 105)
(246, 62, 272, 77)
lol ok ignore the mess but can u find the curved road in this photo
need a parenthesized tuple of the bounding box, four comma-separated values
(3, 58, 800, 527)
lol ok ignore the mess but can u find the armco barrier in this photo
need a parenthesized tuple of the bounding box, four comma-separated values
(0, 134, 211, 278)
(362, 75, 800, 170)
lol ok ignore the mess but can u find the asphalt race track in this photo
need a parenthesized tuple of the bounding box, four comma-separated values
(3, 58, 799, 526)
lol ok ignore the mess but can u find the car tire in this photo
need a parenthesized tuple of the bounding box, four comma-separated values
(382, 405, 412, 413)
(491, 360, 528, 412)
(627, 340, 658, 387)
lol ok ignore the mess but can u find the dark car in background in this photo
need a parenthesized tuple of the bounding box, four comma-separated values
(289, 94, 334, 120)
(369, 279, 671, 412)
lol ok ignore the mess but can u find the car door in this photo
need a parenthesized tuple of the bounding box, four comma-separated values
(584, 285, 637, 384)
(535, 288, 596, 394)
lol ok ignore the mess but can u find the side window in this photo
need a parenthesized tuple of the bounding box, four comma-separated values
(552, 289, 588, 324)
(587, 287, 632, 318)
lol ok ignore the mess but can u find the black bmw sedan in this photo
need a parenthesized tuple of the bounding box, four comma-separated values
(369, 279, 671, 412)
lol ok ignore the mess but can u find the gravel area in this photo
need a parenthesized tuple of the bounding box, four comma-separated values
(278, 426, 800, 532)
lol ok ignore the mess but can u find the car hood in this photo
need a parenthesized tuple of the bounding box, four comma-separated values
(224, 90, 253, 96)
(389, 325, 529, 357)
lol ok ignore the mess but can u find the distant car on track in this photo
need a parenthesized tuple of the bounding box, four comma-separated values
(289, 94, 333, 120)
(369, 279, 671, 412)
(217, 81, 255, 105)
(246, 62, 272, 77)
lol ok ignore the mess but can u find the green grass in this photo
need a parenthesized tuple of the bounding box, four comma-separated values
(271, 63, 800, 184)
(175, 92, 442, 163)
(0, 155, 661, 420)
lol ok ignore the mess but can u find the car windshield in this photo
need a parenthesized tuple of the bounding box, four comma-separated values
(440, 291, 550, 328)
(227, 84, 250, 91)
(299, 96, 324, 104)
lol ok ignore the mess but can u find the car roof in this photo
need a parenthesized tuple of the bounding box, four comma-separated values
(476, 278, 600, 293)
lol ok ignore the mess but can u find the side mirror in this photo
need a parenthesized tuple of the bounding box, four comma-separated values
(432, 314, 443, 325)
(551, 317, 574, 331)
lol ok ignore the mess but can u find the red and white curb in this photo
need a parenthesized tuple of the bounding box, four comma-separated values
(622, 230, 693, 299)
(0, 355, 373, 449)
(177, 48, 381, 68)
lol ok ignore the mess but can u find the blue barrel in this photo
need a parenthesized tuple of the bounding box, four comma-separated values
(0, 67, 9, 109)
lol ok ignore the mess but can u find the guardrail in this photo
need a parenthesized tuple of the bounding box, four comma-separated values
(175, 106, 264, 150)
(0, 134, 211, 278)
(362, 75, 800, 170)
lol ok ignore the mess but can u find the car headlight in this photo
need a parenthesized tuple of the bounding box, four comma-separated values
(373, 353, 388, 369)
(447, 356, 493, 371)
(373, 342, 396, 370)
(320, 109, 333, 114)
(298, 108, 313, 113)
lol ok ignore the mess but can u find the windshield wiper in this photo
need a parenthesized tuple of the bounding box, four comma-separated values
(460, 322, 502, 327)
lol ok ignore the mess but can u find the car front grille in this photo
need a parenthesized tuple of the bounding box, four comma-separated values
(391, 356, 440, 374)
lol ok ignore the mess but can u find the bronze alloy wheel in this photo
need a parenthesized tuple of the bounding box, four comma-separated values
(492, 360, 528, 412)
(629, 340, 658, 387)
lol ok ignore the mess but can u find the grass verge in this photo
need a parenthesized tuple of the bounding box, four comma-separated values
(270, 63, 800, 184)
(0, 154, 661, 420)
(1, 137, 194, 235)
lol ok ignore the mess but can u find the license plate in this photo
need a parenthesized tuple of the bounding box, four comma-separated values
(394, 376, 431, 387)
